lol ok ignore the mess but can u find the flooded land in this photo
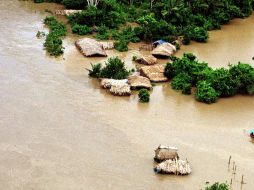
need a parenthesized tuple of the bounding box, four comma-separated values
(0, 1, 253, 190)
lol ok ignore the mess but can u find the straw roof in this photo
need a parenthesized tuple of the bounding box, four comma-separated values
(55, 10, 82, 16)
(99, 41, 114, 50)
(154, 159, 191, 175)
(110, 84, 131, 96)
(154, 145, 179, 163)
(140, 65, 168, 82)
(101, 79, 128, 89)
(75, 38, 107, 57)
(128, 75, 152, 90)
(100, 79, 131, 96)
(152, 43, 176, 57)
(136, 55, 157, 65)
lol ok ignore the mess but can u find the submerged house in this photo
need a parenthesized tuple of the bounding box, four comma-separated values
(75, 38, 107, 57)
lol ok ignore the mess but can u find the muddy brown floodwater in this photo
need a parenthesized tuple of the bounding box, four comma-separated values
(0, 1, 254, 190)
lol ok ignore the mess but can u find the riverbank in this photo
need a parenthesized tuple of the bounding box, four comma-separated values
(0, 1, 254, 190)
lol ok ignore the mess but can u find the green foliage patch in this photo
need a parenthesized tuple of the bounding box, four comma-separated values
(165, 53, 254, 104)
(43, 16, 67, 56)
(88, 57, 130, 79)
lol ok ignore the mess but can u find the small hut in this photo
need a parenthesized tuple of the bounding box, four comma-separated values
(136, 55, 157, 65)
(100, 79, 128, 89)
(154, 159, 191, 175)
(140, 65, 168, 82)
(152, 43, 176, 58)
(128, 75, 152, 90)
(110, 84, 131, 96)
(100, 79, 131, 96)
(75, 38, 107, 57)
(154, 145, 179, 163)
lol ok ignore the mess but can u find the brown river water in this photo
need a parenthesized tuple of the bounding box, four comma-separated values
(0, 1, 254, 190)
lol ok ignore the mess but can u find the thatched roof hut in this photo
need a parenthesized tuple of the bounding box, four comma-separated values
(154, 145, 179, 163)
(140, 65, 168, 82)
(75, 38, 107, 57)
(99, 41, 114, 50)
(128, 75, 152, 90)
(100, 79, 128, 89)
(110, 84, 131, 96)
(55, 10, 82, 16)
(100, 79, 131, 96)
(136, 55, 157, 65)
(152, 43, 176, 58)
(154, 159, 191, 175)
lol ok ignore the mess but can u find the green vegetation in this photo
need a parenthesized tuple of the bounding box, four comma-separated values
(72, 24, 92, 35)
(138, 89, 150, 103)
(35, 0, 254, 52)
(88, 57, 130, 79)
(195, 81, 219, 104)
(164, 53, 254, 104)
(43, 16, 67, 56)
(204, 182, 229, 190)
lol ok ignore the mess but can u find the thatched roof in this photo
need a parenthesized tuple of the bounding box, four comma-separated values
(110, 84, 131, 96)
(100, 79, 128, 89)
(75, 38, 107, 57)
(99, 42, 114, 50)
(152, 43, 176, 57)
(55, 10, 82, 16)
(100, 79, 131, 96)
(136, 55, 157, 65)
(154, 145, 179, 163)
(154, 159, 191, 175)
(140, 65, 168, 82)
(128, 75, 152, 90)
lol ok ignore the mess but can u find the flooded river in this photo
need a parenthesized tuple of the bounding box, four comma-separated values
(0, 1, 253, 190)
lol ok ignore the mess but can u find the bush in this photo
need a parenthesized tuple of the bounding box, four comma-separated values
(114, 40, 129, 52)
(191, 27, 209, 42)
(96, 25, 110, 40)
(112, 26, 140, 43)
(203, 68, 240, 97)
(62, 0, 86, 9)
(72, 24, 92, 35)
(204, 182, 229, 190)
(43, 16, 67, 56)
(164, 53, 210, 84)
(100, 57, 130, 79)
(138, 89, 150, 103)
(195, 81, 219, 104)
(229, 63, 254, 94)
(87, 63, 102, 78)
(171, 73, 192, 94)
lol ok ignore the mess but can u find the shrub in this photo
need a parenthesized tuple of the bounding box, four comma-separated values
(100, 57, 130, 79)
(114, 40, 129, 52)
(204, 182, 229, 190)
(191, 27, 209, 42)
(195, 81, 219, 104)
(62, 0, 86, 9)
(43, 16, 67, 56)
(171, 73, 192, 94)
(229, 63, 254, 94)
(138, 89, 150, 103)
(112, 26, 140, 43)
(164, 53, 210, 84)
(96, 25, 110, 40)
(203, 68, 240, 97)
(72, 24, 92, 35)
(87, 63, 102, 78)
(182, 83, 192, 95)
